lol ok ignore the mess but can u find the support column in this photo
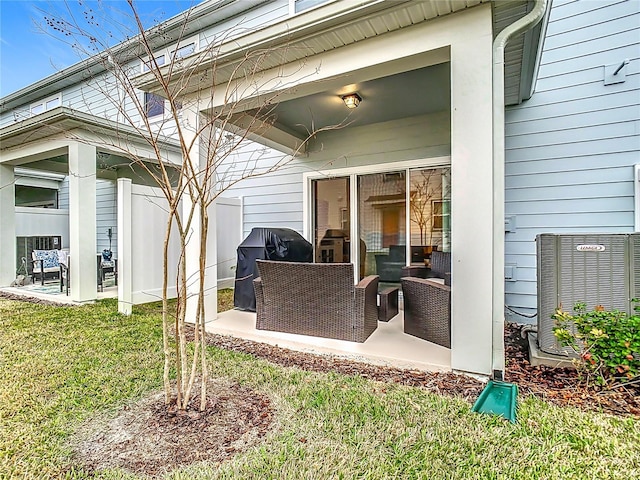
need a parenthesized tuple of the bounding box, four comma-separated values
(117, 178, 132, 314)
(449, 8, 494, 375)
(182, 109, 218, 323)
(0, 164, 16, 286)
(68, 143, 97, 302)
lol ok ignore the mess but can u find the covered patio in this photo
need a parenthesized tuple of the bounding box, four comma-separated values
(0, 107, 183, 306)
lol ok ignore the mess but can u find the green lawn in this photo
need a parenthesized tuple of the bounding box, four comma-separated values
(1, 295, 638, 479)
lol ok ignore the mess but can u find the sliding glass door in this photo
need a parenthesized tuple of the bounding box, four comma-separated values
(358, 171, 406, 283)
(408, 167, 451, 266)
(312, 177, 350, 264)
(310, 164, 451, 284)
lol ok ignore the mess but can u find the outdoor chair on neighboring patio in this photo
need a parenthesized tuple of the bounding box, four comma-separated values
(31, 249, 63, 286)
(253, 260, 379, 342)
(97, 252, 117, 292)
(401, 276, 451, 348)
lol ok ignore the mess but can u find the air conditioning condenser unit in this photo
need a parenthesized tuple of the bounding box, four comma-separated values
(536, 233, 640, 356)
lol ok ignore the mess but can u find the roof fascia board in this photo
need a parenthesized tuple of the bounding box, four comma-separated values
(0, 107, 181, 156)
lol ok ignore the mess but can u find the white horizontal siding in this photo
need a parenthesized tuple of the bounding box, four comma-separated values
(506, 180, 633, 202)
(96, 179, 117, 259)
(507, 105, 639, 136)
(0, 106, 30, 127)
(48, 177, 118, 257)
(58, 177, 69, 210)
(64, 78, 122, 121)
(507, 151, 638, 176)
(504, 0, 640, 319)
(199, 1, 288, 49)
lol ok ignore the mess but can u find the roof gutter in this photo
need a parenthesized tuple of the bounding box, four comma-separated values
(492, 0, 548, 379)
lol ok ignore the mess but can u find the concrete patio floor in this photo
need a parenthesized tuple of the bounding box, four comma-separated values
(0, 281, 118, 304)
(205, 309, 452, 373)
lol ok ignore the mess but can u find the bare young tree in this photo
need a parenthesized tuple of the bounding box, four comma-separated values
(38, 0, 342, 411)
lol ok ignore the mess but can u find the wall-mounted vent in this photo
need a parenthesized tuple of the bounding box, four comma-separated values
(536, 233, 639, 356)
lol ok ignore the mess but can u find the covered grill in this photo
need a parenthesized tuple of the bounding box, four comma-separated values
(233, 227, 313, 311)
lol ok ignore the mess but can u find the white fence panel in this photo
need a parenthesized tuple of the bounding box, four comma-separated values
(129, 183, 180, 306)
(216, 197, 242, 288)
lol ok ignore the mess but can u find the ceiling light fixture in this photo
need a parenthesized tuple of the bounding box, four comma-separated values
(341, 93, 362, 109)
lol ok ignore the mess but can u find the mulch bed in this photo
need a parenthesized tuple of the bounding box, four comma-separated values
(202, 323, 640, 419)
(504, 323, 640, 418)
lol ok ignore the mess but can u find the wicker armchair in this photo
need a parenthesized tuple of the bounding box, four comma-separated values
(253, 260, 379, 342)
(426, 251, 451, 286)
(401, 277, 451, 348)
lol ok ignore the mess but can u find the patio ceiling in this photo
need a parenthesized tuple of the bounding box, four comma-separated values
(269, 62, 450, 138)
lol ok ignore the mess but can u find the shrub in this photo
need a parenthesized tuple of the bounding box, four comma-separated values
(552, 301, 640, 387)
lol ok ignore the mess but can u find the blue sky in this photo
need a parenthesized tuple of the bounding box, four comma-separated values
(0, 0, 198, 97)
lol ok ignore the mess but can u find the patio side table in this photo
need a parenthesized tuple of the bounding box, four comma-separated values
(378, 286, 399, 322)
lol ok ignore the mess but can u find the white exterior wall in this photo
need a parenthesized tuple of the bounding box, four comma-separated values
(0, 106, 29, 127)
(15, 207, 70, 248)
(216, 197, 242, 288)
(504, 0, 640, 320)
(198, 0, 288, 48)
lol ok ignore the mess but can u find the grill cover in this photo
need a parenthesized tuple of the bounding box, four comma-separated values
(233, 227, 313, 311)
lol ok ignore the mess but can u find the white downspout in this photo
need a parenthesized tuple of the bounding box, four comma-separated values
(492, 0, 548, 379)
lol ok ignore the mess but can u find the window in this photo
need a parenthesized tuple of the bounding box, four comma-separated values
(30, 94, 61, 116)
(30, 104, 44, 115)
(45, 98, 60, 110)
(15, 185, 58, 208)
(142, 54, 165, 72)
(432, 200, 450, 231)
(173, 43, 195, 59)
(139, 36, 197, 74)
(144, 92, 165, 118)
(293, 0, 330, 14)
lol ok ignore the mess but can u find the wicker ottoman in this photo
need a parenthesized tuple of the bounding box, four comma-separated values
(378, 286, 399, 321)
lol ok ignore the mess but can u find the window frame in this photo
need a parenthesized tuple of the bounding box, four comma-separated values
(140, 35, 199, 74)
(431, 199, 450, 231)
(30, 94, 61, 116)
(142, 54, 166, 73)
